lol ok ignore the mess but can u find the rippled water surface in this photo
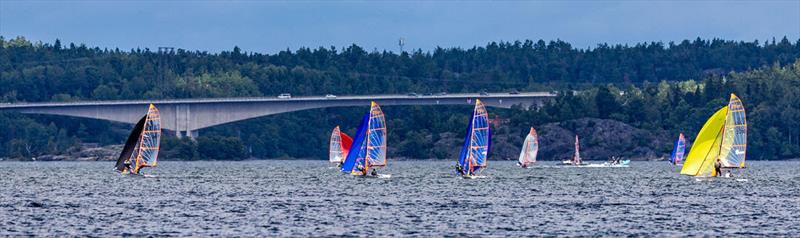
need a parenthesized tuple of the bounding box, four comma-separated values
(2, 160, 799, 236)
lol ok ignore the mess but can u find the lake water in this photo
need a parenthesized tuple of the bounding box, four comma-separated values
(1, 160, 798, 236)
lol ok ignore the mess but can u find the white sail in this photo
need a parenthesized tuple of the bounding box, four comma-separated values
(573, 135, 582, 165)
(329, 126, 344, 163)
(518, 127, 538, 166)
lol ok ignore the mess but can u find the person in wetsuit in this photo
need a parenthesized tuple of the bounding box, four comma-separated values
(371, 169, 378, 177)
(121, 161, 133, 174)
(355, 164, 364, 175)
(714, 159, 722, 177)
(455, 164, 464, 176)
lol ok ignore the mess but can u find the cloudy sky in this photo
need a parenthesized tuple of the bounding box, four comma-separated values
(1, 1, 798, 53)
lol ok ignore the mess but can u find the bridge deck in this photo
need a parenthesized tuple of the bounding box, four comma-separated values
(0, 92, 555, 108)
(0, 92, 556, 138)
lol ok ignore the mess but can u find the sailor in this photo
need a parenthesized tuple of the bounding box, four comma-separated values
(371, 169, 378, 177)
(455, 164, 464, 176)
(714, 159, 722, 177)
(121, 161, 132, 174)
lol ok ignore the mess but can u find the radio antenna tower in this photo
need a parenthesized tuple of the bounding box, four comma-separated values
(398, 37, 406, 53)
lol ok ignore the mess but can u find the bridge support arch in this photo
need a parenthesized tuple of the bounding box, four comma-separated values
(0, 93, 556, 135)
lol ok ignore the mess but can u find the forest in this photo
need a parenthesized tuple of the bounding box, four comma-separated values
(1, 36, 799, 160)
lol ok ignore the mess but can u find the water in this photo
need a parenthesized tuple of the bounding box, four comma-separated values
(1, 160, 799, 236)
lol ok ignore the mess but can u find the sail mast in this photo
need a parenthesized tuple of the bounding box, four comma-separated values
(365, 107, 372, 172)
(532, 128, 538, 164)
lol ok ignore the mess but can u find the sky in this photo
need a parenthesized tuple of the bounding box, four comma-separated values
(1, 1, 799, 53)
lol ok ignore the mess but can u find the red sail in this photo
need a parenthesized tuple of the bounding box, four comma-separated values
(340, 132, 353, 159)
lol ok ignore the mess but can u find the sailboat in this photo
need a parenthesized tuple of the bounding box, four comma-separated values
(517, 127, 538, 168)
(456, 99, 491, 178)
(340, 102, 388, 177)
(669, 133, 686, 165)
(115, 104, 162, 175)
(573, 135, 583, 165)
(329, 126, 353, 166)
(681, 94, 747, 177)
(561, 135, 583, 165)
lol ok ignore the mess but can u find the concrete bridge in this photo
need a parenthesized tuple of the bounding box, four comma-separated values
(0, 92, 555, 138)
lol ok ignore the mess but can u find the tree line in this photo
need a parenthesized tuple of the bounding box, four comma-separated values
(0, 36, 798, 160)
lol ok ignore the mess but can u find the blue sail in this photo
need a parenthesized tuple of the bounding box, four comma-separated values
(457, 99, 490, 175)
(457, 112, 474, 174)
(669, 133, 686, 165)
(340, 113, 369, 173)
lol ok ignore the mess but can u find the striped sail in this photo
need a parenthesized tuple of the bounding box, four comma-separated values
(133, 104, 161, 173)
(669, 133, 686, 165)
(329, 126, 353, 164)
(361, 102, 387, 171)
(518, 127, 538, 166)
(457, 99, 491, 175)
(719, 94, 747, 168)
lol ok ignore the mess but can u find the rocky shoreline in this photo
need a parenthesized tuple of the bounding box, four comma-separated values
(1, 143, 122, 162)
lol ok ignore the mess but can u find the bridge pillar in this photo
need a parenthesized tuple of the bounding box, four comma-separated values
(188, 130, 198, 139)
(174, 129, 197, 140)
(172, 104, 196, 139)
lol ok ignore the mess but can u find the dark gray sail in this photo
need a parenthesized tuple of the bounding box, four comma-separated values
(115, 115, 147, 172)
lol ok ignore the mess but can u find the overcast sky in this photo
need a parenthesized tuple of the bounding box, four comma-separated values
(1, 1, 798, 53)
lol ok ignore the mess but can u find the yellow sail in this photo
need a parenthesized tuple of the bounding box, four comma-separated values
(680, 106, 728, 177)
